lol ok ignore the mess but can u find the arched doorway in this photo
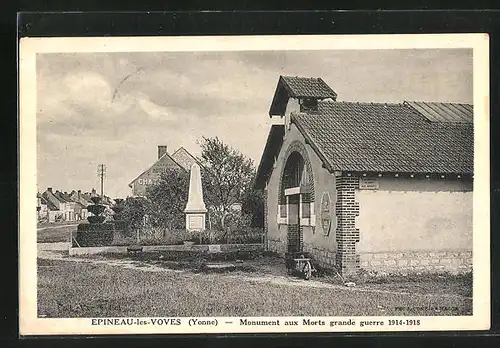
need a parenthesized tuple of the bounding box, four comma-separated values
(279, 147, 314, 253)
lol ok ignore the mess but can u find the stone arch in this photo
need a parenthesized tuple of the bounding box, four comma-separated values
(278, 140, 315, 206)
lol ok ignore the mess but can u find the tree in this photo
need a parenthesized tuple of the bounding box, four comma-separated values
(241, 184, 265, 228)
(146, 167, 190, 229)
(197, 136, 258, 231)
(121, 196, 151, 234)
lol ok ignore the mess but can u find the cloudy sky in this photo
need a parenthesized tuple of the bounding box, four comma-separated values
(36, 48, 472, 198)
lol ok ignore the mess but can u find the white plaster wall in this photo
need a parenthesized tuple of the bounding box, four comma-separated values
(357, 179, 473, 253)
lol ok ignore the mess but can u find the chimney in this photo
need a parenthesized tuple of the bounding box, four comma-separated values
(299, 98, 319, 112)
(158, 145, 168, 159)
(47, 187, 53, 193)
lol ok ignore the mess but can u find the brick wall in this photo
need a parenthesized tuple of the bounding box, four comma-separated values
(335, 174, 360, 276)
(360, 250, 472, 274)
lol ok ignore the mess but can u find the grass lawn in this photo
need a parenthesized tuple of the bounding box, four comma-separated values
(37, 225, 78, 243)
(37, 221, 80, 228)
(37, 258, 472, 318)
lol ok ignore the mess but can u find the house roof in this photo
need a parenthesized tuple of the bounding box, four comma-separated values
(269, 76, 338, 117)
(404, 101, 473, 123)
(46, 200, 59, 211)
(171, 147, 199, 171)
(255, 100, 473, 188)
(55, 191, 73, 203)
(128, 149, 188, 188)
(41, 192, 60, 211)
(298, 101, 473, 174)
(281, 76, 338, 99)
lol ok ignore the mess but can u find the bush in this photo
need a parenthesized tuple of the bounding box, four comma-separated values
(87, 216, 106, 224)
(188, 228, 264, 245)
(227, 227, 264, 244)
(75, 223, 114, 247)
(139, 228, 192, 246)
(110, 220, 128, 232)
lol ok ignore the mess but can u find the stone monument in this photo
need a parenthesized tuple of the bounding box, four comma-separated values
(184, 163, 207, 231)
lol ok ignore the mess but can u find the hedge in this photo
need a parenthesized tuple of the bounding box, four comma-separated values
(75, 223, 114, 247)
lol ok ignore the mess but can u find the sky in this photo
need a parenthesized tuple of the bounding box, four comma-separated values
(36, 48, 473, 198)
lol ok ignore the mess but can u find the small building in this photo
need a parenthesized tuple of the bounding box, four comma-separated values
(69, 190, 91, 220)
(36, 192, 48, 222)
(41, 188, 64, 222)
(53, 191, 78, 222)
(254, 76, 473, 276)
(128, 145, 198, 197)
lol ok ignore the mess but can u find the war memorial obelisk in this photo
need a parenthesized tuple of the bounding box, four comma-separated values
(184, 163, 207, 231)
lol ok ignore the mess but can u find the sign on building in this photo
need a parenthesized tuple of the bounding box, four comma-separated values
(359, 178, 379, 190)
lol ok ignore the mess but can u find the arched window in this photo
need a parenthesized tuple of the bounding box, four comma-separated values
(278, 142, 315, 227)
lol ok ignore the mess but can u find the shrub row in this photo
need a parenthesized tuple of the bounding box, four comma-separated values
(137, 227, 264, 246)
(75, 223, 114, 247)
(74, 223, 265, 247)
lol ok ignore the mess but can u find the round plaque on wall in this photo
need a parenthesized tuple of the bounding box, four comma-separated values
(321, 192, 331, 235)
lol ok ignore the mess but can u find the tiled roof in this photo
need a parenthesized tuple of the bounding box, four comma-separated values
(281, 76, 338, 99)
(129, 150, 187, 187)
(41, 192, 60, 211)
(55, 191, 72, 203)
(46, 200, 59, 211)
(171, 147, 199, 171)
(404, 101, 473, 123)
(293, 101, 473, 174)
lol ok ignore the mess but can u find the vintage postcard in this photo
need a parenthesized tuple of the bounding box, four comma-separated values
(19, 34, 490, 335)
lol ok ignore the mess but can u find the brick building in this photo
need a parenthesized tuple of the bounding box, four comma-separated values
(254, 76, 473, 276)
(129, 145, 198, 197)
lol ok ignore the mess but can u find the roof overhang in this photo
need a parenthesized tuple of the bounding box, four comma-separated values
(269, 76, 291, 117)
(253, 125, 285, 190)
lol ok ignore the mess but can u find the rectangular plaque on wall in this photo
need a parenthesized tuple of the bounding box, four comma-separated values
(189, 215, 203, 229)
(359, 178, 379, 190)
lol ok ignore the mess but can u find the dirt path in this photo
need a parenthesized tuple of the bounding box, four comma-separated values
(37, 246, 471, 299)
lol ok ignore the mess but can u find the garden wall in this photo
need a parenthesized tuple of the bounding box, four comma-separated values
(359, 249, 472, 275)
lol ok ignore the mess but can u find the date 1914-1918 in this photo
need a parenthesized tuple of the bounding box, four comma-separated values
(388, 319, 421, 326)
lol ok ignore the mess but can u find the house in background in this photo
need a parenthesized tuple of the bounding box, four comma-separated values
(53, 190, 78, 221)
(39, 187, 116, 222)
(69, 190, 90, 220)
(128, 145, 198, 197)
(254, 75, 473, 277)
(41, 188, 64, 222)
(36, 192, 48, 222)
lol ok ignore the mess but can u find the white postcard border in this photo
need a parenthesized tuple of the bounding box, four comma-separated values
(19, 33, 491, 335)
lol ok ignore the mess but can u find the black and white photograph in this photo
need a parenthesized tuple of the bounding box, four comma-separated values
(19, 34, 490, 335)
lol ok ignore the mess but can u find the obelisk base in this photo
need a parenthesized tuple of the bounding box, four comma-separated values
(185, 212, 206, 232)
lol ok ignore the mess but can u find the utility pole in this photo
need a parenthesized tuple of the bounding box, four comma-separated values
(97, 164, 106, 197)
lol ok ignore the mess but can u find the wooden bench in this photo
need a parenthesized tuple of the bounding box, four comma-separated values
(127, 245, 143, 255)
